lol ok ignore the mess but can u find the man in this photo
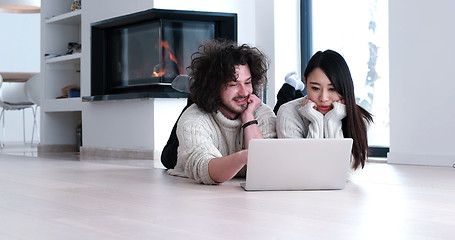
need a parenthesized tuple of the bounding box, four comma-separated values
(167, 40, 276, 184)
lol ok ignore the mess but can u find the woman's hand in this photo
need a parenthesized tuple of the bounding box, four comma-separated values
(323, 101, 347, 138)
(336, 98, 345, 105)
(325, 101, 347, 120)
(301, 98, 317, 110)
(299, 100, 324, 138)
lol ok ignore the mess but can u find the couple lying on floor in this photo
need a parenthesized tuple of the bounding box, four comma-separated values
(161, 40, 372, 185)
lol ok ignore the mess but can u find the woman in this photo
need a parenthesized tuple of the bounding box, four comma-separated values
(276, 50, 373, 170)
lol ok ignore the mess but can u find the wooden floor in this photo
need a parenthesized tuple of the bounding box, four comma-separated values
(0, 145, 454, 239)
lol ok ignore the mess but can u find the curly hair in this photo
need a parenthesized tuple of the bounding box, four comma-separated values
(188, 39, 269, 113)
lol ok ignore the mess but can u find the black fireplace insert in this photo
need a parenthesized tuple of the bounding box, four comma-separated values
(87, 8, 237, 101)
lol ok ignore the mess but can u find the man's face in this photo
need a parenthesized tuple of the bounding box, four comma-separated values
(218, 64, 253, 120)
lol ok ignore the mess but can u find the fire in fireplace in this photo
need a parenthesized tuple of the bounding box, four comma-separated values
(88, 9, 237, 101)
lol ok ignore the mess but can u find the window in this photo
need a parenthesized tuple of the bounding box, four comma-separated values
(301, 0, 389, 157)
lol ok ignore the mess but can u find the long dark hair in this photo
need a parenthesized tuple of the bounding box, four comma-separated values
(189, 39, 269, 113)
(304, 50, 373, 169)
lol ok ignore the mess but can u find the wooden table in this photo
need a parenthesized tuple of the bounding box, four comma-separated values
(0, 72, 39, 82)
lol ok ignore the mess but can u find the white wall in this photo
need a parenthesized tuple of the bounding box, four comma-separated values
(255, 0, 300, 107)
(254, 0, 276, 106)
(82, 0, 256, 153)
(81, 0, 300, 154)
(273, 0, 301, 105)
(387, 0, 455, 166)
(0, 13, 40, 72)
(0, 12, 40, 144)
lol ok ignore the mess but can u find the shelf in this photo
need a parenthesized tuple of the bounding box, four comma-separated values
(83, 91, 189, 102)
(46, 53, 81, 64)
(41, 98, 82, 112)
(41, 1, 84, 146)
(45, 10, 82, 25)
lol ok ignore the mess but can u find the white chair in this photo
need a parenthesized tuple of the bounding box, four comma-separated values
(0, 73, 40, 148)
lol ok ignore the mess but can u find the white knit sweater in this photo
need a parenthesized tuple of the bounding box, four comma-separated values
(168, 103, 277, 184)
(276, 97, 346, 139)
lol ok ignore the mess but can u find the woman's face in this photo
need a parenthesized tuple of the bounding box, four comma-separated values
(305, 68, 343, 115)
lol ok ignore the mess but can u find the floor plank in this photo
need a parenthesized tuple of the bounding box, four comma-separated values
(0, 146, 454, 239)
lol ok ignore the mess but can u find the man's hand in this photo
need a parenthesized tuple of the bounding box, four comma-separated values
(208, 150, 248, 183)
(241, 94, 261, 123)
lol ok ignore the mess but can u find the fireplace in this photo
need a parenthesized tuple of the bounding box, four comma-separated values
(87, 9, 237, 101)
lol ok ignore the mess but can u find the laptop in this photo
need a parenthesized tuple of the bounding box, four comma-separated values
(240, 138, 353, 191)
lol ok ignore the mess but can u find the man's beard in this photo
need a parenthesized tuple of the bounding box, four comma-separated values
(220, 96, 249, 116)
(219, 102, 247, 116)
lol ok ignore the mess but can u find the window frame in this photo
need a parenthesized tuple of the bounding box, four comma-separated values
(300, 0, 389, 158)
